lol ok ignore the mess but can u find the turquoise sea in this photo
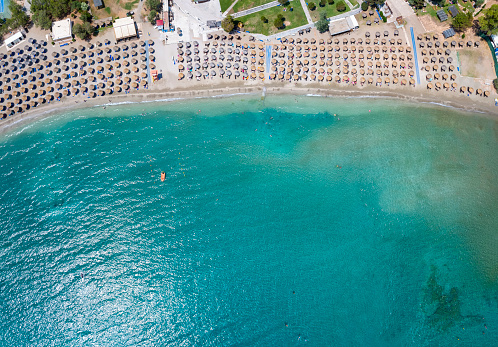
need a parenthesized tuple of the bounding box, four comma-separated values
(0, 95, 497, 346)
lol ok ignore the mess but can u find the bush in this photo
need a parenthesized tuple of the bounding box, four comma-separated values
(274, 14, 285, 28)
(308, 2, 316, 10)
(148, 10, 157, 24)
(278, 0, 289, 4)
(336, 1, 346, 11)
(261, 16, 268, 23)
(361, 1, 368, 11)
(380, 11, 387, 22)
(462, 33, 465, 39)
(320, 0, 326, 6)
(493, 79, 498, 91)
(328, 0, 335, 4)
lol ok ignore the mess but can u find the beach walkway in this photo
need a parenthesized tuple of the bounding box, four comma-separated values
(146, 41, 152, 85)
(410, 27, 421, 85)
(223, 0, 240, 16)
(299, 0, 313, 25)
(232, 1, 290, 18)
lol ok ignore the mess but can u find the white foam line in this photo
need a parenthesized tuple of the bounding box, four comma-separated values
(93, 92, 258, 108)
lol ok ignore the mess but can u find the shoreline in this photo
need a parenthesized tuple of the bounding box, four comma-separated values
(1, 84, 497, 135)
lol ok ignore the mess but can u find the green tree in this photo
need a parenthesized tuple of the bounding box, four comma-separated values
(274, 14, 285, 29)
(336, 1, 346, 11)
(316, 12, 329, 33)
(261, 16, 268, 23)
(452, 11, 473, 31)
(278, 0, 289, 5)
(365, 0, 385, 7)
(148, 10, 157, 24)
(73, 22, 94, 40)
(474, 0, 484, 8)
(70, 1, 81, 12)
(222, 15, 235, 32)
(146, 0, 162, 11)
(479, 4, 498, 35)
(308, 2, 316, 10)
(409, 0, 425, 9)
(32, 9, 52, 30)
(8, 2, 30, 29)
(361, 1, 368, 11)
(319, 0, 326, 6)
(80, 11, 92, 22)
(493, 78, 498, 91)
(81, 2, 89, 11)
(30, 0, 71, 20)
(328, 0, 335, 4)
(432, 0, 445, 7)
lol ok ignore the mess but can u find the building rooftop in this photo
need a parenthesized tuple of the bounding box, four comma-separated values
(448, 5, 459, 18)
(443, 28, 456, 39)
(329, 16, 359, 36)
(113, 17, 137, 40)
(437, 9, 448, 22)
(51, 19, 72, 41)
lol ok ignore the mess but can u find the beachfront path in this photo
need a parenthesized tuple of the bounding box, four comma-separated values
(223, 0, 240, 16)
(300, 0, 313, 24)
(232, 1, 297, 18)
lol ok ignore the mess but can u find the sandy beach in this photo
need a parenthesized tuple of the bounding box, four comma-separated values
(1, 81, 497, 136)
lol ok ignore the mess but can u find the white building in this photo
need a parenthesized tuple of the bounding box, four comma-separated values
(113, 17, 137, 42)
(5, 31, 26, 50)
(51, 19, 72, 43)
(329, 15, 359, 36)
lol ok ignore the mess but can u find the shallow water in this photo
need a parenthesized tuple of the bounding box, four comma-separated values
(0, 95, 497, 346)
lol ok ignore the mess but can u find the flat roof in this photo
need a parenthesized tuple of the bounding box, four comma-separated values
(52, 19, 72, 41)
(329, 16, 358, 36)
(5, 32, 24, 46)
(113, 17, 137, 40)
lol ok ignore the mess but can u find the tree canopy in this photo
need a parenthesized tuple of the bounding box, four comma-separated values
(73, 22, 93, 40)
(452, 12, 473, 32)
(365, 0, 386, 7)
(222, 15, 235, 33)
(146, 0, 162, 12)
(316, 12, 329, 33)
(148, 10, 158, 24)
(7, 2, 30, 30)
(32, 10, 52, 30)
(30, 0, 73, 21)
(409, 0, 425, 10)
(274, 14, 285, 29)
(479, 4, 498, 35)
